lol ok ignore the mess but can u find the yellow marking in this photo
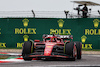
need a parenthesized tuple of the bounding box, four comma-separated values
(15, 28, 36, 34)
(17, 43, 23, 48)
(50, 29, 71, 35)
(85, 29, 100, 35)
(0, 43, 6, 47)
(82, 44, 92, 49)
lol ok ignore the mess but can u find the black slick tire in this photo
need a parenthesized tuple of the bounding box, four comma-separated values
(75, 41, 82, 59)
(22, 41, 33, 61)
(64, 42, 75, 60)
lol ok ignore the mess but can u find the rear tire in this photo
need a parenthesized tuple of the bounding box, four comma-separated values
(22, 41, 33, 61)
(75, 41, 82, 59)
(64, 42, 75, 60)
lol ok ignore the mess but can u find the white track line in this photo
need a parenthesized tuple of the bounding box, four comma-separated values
(85, 55, 100, 57)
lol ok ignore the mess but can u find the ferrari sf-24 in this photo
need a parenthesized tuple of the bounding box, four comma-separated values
(22, 34, 82, 61)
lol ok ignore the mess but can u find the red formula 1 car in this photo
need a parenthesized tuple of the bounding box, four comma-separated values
(22, 34, 82, 61)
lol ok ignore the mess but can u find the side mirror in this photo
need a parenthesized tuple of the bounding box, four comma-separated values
(34, 40, 40, 42)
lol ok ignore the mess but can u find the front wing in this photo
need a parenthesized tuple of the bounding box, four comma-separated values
(27, 53, 74, 59)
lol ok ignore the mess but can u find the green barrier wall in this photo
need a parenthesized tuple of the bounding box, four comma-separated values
(0, 18, 100, 49)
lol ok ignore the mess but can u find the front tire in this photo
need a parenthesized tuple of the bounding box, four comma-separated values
(22, 41, 33, 61)
(64, 42, 75, 60)
(75, 41, 82, 59)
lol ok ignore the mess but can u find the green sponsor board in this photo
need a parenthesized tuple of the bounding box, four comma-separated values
(0, 18, 100, 49)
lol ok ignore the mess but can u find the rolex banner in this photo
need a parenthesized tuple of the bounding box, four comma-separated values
(0, 18, 100, 49)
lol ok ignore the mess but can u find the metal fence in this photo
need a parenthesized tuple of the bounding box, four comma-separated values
(0, 10, 100, 18)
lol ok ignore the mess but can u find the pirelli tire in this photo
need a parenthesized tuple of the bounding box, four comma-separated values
(75, 41, 82, 59)
(64, 42, 75, 60)
(22, 41, 34, 61)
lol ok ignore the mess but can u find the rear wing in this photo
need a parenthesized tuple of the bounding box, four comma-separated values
(57, 35, 73, 39)
(43, 34, 73, 39)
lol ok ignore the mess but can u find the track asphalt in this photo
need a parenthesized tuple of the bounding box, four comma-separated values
(0, 52, 100, 67)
